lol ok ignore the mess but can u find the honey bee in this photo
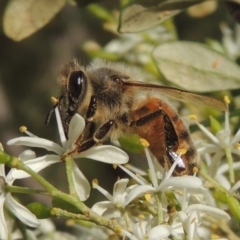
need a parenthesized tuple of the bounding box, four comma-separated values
(46, 59, 227, 176)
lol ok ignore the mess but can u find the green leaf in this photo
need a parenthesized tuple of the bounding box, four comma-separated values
(3, 0, 66, 41)
(153, 41, 240, 92)
(119, 134, 144, 154)
(52, 197, 81, 214)
(26, 202, 51, 219)
(118, 0, 204, 33)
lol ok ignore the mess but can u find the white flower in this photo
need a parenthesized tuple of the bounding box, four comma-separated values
(122, 221, 179, 240)
(91, 178, 137, 219)
(118, 142, 230, 239)
(118, 145, 203, 207)
(8, 109, 129, 201)
(0, 164, 40, 240)
(195, 104, 240, 183)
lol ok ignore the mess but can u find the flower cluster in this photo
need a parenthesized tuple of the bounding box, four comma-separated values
(91, 140, 231, 240)
(0, 108, 128, 239)
(1, 103, 239, 239)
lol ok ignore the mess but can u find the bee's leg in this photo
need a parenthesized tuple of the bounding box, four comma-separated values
(61, 120, 115, 159)
(129, 109, 163, 127)
(86, 96, 97, 122)
(76, 120, 115, 152)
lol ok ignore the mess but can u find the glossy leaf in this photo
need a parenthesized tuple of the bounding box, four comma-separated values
(153, 41, 240, 92)
(3, 0, 66, 41)
(118, 0, 203, 33)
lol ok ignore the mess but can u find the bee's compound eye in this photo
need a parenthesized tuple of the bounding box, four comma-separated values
(68, 71, 86, 98)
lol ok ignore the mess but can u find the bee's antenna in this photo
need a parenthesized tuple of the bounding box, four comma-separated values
(45, 97, 60, 125)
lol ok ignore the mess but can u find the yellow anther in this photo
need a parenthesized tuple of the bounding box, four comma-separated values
(234, 143, 240, 149)
(224, 95, 230, 105)
(113, 164, 118, 169)
(138, 214, 145, 219)
(66, 219, 75, 226)
(211, 234, 220, 239)
(124, 163, 131, 169)
(140, 138, 150, 147)
(115, 227, 122, 236)
(176, 148, 187, 155)
(144, 193, 151, 202)
(92, 179, 98, 188)
(193, 167, 199, 174)
(51, 96, 58, 104)
(19, 126, 27, 133)
(188, 115, 197, 120)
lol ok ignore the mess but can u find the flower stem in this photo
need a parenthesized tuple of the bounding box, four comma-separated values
(156, 194, 163, 224)
(122, 209, 132, 232)
(4, 185, 50, 196)
(224, 146, 235, 184)
(0, 151, 124, 236)
(200, 171, 228, 194)
(65, 156, 77, 197)
(51, 208, 93, 222)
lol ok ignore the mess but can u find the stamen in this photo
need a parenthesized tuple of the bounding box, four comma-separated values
(176, 148, 187, 155)
(224, 95, 230, 105)
(234, 143, 240, 149)
(196, 122, 220, 145)
(145, 193, 151, 202)
(193, 167, 199, 177)
(188, 115, 197, 121)
(165, 152, 183, 179)
(19, 126, 37, 137)
(51, 96, 59, 104)
(140, 138, 150, 147)
(138, 214, 145, 219)
(92, 178, 98, 188)
(118, 165, 147, 185)
(124, 164, 146, 176)
(92, 179, 113, 202)
(140, 138, 158, 189)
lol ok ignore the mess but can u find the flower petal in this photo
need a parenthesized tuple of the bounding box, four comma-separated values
(185, 204, 230, 220)
(91, 201, 112, 215)
(55, 107, 67, 147)
(5, 193, 40, 227)
(123, 185, 155, 207)
(7, 137, 63, 155)
(158, 176, 202, 191)
(133, 221, 148, 238)
(122, 230, 138, 240)
(185, 211, 198, 240)
(18, 150, 36, 161)
(72, 161, 90, 201)
(8, 155, 60, 180)
(148, 225, 177, 239)
(66, 114, 85, 151)
(75, 145, 129, 164)
(0, 194, 8, 240)
(230, 180, 240, 194)
(102, 206, 122, 219)
(0, 164, 5, 178)
(113, 178, 129, 200)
